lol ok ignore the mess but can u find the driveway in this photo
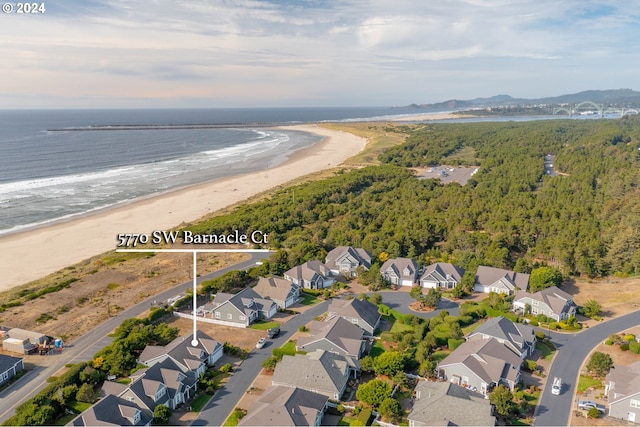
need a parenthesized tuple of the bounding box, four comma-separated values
(534, 309, 640, 426)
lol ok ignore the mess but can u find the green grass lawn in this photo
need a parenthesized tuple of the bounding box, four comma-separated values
(369, 340, 386, 358)
(67, 400, 92, 413)
(250, 320, 280, 331)
(577, 375, 603, 393)
(278, 340, 297, 356)
(223, 408, 247, 426)
(536, 341, 556, 362)
(191, 393, 213, 412)
(390, 321, 414, 334)
(299, 292, 321, 306)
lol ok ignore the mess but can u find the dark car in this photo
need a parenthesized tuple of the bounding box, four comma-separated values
(267, 327, 280, 338)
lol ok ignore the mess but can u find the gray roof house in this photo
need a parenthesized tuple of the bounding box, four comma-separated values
(205, 287, 278, 327)
(139, 331, 223, 377)
(253, 276, 300, 309)
(419, 262, 465, 289)
(380, 257, 420, 287)
(70, 394, 152, 426)
(272, 350, 359, 400)
(238, 385, 329, 426)
(474, 266, 530, 295)
(325, 246, 372, 278)
(284, 260, 335, 290)
(0, 354, 24, 387)
(437, 337, 522, 394)
(467, 316, 536, 359)
(296, 316, 366, 359)
(327, 298, 381, 336)
(605, 361, 640, 423)
(408, 380, 496, 427)
(512, 286, 577, 322)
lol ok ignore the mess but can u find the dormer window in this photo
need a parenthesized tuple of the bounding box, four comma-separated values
(133, 411, 141, 424)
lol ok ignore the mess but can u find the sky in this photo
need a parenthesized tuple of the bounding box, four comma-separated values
(1, 0, 639, 108)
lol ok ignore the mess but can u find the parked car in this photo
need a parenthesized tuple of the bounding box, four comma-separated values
(578, 400, 606, 413)
(256, 338, 266, 349)
(267, 327, 280, 338)
(551, 377, 562, 395)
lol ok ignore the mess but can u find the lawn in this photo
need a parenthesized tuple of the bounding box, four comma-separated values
(67, 400, 92, 413)
(536, 341, 556, 362)
(191, 393, 213, 412)
(278, 340, 298, 356)
(577, 375, 603, 393)
(298, 292, 321, 306)
(249, 320, 280, 331)
(369, 339, 386, 358)
(390, 321, 414, 334)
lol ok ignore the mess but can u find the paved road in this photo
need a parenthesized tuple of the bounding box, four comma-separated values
(192, 300, 330, 426)
(0, 252, 269, 424)
(534, 309, 640, 426)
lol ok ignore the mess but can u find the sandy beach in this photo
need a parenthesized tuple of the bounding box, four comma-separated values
(388, 112, 475, 121)
(0, 124, 367, 292)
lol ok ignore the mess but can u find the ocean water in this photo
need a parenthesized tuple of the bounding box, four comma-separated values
(0, 107, 421, 235)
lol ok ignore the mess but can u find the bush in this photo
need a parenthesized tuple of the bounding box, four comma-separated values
(620, 342, 629, 351)
(298, 325, 307, 332)
(262, 356, 279, 372)
(623, 334, 636, 342)
(525, 360, 538, 372)
(629, 341, 640, 354)
(219, 363, 233, 373)
(605, 339, 614, 345)
(587, 407, 599, 419)
(535, 331, 545, 340)
(356, 406, 373, 425)
(447, 338, 465, 351)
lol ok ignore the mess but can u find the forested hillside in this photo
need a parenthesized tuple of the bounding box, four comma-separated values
(186, 117, 640, 278)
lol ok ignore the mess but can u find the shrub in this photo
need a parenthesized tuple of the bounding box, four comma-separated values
(605, 339, 614, 345)
(298, 325, 307, 332)
(623, 334, 636, 342)
(620, 342, 629, 351)
(525, 360, 538, 372)
(629, 341, 640, 354)
(587, 407, 599, 419)
(356, 407, 373, 425)
(219, 363, 233, 373)
(535, 331, 545, 340)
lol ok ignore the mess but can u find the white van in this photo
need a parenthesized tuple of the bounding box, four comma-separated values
(551, 377, 562, 395)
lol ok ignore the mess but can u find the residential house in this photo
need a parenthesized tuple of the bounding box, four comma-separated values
(408, 380, 496, 427)
(466, 316, 536, 359)
(121, 358, 197, 411)
(139, 331, 223, 377)
(327, 298, 381, 336)
(419, 262, 465, 289)
(437, 337, 522, 394)
(605, 361, 640, 423)
(474, 266, 530, 295)
(296, 316, 366, 359)
(70, 394, 152, 426)
(380, 257, 420, 287)
(325, 246, 372, 278)
(205, 287, 278, 328)
(272, 350, 359, 400)
(0, 354, 24, 386)
(284, 260, 335, 290)
(512, 286, 577, 322)
(253, 276, 300, 309)
(238, 386, 329, 426)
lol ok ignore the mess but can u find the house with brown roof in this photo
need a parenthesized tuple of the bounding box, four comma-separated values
(408, 380, 496, 426)
(474, 266, 529, 295)
(327, 298, 381, 336)
(419, 262, 465, 289)
(512, 286, 576, 321)
(325, 246, 372, 278)
(238, 386, 329, 426)
(296, 316, 366, 359)
(436, 337, 522, 395)
(380, 257, 420, 287)
(605, 361, 640, 423)
(253, 276, 300, 309)
(284, 260, 335, 290)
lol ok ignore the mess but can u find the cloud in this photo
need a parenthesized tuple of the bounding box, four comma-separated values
(1, 0, 639, 107)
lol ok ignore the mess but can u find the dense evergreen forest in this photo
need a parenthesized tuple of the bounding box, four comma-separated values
(185, 117, 640, 278)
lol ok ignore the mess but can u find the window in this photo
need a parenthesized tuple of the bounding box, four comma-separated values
(125, 396, 135, 402)
(215, 311, 221, 319)
(351, 318, 358, 324)
(227, 313, 233, 320)
(631, 399, 640, 408)
(532, 300, 539, 306)
(133, 412, 140, 424)
(1, 372, 8, 381)
(239, 316, 246, 321)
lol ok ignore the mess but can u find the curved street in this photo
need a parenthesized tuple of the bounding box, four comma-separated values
(534, 309, 640, 426)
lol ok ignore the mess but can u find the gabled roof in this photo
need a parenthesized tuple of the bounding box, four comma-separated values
(380, 258, 419, 280)
(439, 337, 522, 386)
(325, 246, 372, 271)
(253, 276, 299, 302)
(606, 361, 640, 401)
(211, 287, 277, 317)
(514, 286, 575, 315)
(327, 298, 381, 330)
(239, 386, 328, 426)
(71, 394, 152, 426)
(408, 381, 495, 426)
(272, 350, 356, 396)
(420, 262, 465, 283)
(285, 260, 332, 282)
(139, 331, 222, 371)
(476, 266, 529, 292)
(467, 316, 535, 356)
(0, 354, 23, 373)
(296, 317, 364, 356)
